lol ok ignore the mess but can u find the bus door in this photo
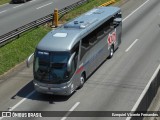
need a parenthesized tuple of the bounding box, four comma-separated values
(95, 25, 107, 66)
(70, 42, 80, 88)
(80, 36, 95, 75)
(113, 12, 122, 46)
(88, 30, 98, 71)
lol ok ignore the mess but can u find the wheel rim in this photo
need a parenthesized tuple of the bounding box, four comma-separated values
(110, 48, 113, 56)
(80, 76, 84, 85)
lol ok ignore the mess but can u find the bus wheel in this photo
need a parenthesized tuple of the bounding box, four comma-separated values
(78, 74, 85, 89)
(108, 45, 114, 59)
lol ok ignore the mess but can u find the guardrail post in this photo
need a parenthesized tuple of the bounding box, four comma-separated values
(53, 8, 59, 27)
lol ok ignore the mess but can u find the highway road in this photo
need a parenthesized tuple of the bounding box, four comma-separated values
(0, 0, 160, 120)
(0, 0, 82, 36)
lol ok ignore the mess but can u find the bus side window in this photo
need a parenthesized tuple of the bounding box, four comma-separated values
(104, 21, 111, 34)
(81, 36, 90, 58)
(109, 17, 115, 29)
(96, 25, 105, 39)
(82, 36, 90, 48)
(89, 30, 97, 45)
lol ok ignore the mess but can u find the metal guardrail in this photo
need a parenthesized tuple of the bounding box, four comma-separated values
(0, 0, 89, 45)
(59, 0, 89, 15)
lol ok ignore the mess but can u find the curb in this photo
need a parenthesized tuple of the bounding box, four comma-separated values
(0, 60, 26, 82)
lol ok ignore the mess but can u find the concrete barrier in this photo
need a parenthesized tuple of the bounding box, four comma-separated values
(126, 65, 160, 120)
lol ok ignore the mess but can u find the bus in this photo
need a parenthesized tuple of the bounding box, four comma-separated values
(27, 6, 122, 95)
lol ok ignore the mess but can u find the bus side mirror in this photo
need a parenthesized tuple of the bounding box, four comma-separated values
(26, 53, 34, 68)
(67, 52, 76, 72)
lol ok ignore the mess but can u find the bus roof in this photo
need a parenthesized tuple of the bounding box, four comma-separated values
(37, 6, 121, 52)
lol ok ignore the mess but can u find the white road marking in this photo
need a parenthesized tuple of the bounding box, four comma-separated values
(0, 10, 7, 14)
(123, 0, 150, 52)
(122, 0, 150, 22)
(126, 64, 160, 120)
(0, 0, 36, 14)
(125, 39, 139, 52)
(61, 102, 80, 120)
(0, 90, 35, 120)
(13, 4, 24, 9)
(9, 90, 35, 111)
(0, 1, 152, 120)
(36, 2, 53, 10)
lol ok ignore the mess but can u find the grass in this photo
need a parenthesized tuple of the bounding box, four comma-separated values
(60, 0, 120, 22)
(0, 0, 118, 76)
(0, 0, 10, 5)
(0, 26, 51, 75)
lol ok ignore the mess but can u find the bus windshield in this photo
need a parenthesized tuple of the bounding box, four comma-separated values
(34, 51, 70, 84)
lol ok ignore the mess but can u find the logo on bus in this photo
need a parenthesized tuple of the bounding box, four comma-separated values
(107, 29, 116, 46)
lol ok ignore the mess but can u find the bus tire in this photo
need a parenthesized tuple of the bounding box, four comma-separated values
(108, 45, 114, 59)
(78, 73, 85, 89)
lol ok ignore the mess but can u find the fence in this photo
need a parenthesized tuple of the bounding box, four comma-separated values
(0, 0, 89, 45)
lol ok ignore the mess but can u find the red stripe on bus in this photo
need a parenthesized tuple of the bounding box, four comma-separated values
(76, 66, 84, 74)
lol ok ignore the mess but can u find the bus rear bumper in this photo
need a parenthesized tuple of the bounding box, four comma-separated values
(33, 81, 72, 96)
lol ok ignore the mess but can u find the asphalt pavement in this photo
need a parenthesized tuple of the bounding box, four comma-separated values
(0, 0, 82, 36)
(0, 0, 160, 120)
